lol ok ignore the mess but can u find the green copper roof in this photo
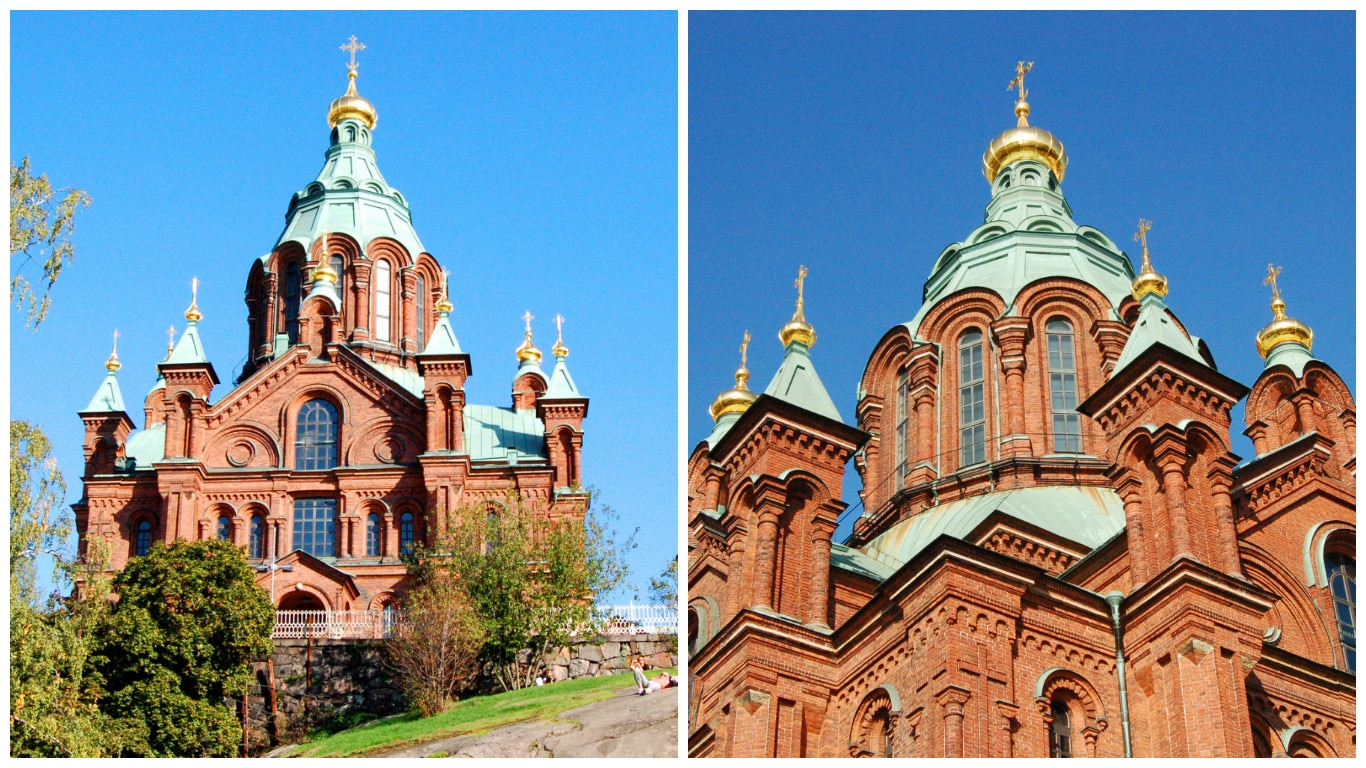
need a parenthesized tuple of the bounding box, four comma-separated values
(904, 159, 1134, 340)
(831, 542, 895, 581)
(124, 422, 166, 468)
(147, 373, 166, 395)
(1110, 291, 1207, 377)
(704, 410, 742, 447)
(542, 355, 581, 399)
(464, 405, 548, 461)
(304, 276, 342, 311)
(419, 311, 463, 356)
(859, 486, 1126, 576)
(166, 321, 210, 365)
(1264, 340, 1315, 378)
(275, 118, 426, 262)
(84, 370, 127, 413)
(516, 357, 548, 384)
(371, 360, 426, 399)
(762, 340, 843, 423)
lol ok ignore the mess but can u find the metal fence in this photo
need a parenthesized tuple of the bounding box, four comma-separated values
(272, 604, 677, 640)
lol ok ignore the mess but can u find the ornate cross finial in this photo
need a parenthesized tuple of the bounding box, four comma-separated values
(522, 310, 534, 337)
(440, 267, 451, 299)
(1008, 60, 1034, 101)
(185, 276, 203, 322)
(1264, 263, 1283, 302)
(554, 313, 565, 342)
(1134, 218, 1154, 268)
(166, 325, 176, 357)
(740, 330, 751, 369)
(111, 328, 120, 355)
(105, 328, 122, 371)
(793, 265, 809, 321)
(341, 35, 366, 76)
(191, 276, 199, 304)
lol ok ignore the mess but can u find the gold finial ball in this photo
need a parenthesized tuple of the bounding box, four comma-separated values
(779, 319, 816, 348)
(185, 305, 203, 323)
(1015, 99, 1030, 120)
(105, 353, 122, 372)
(551, 339, 569, 358)
(310, 262, 339, 284)
(435, 297, 454, 314)
(1131, 269, 1169, 300)
(516, 340, 543, 365)
(328, 74, 378, 129)
(1256, 298, 1314, 358)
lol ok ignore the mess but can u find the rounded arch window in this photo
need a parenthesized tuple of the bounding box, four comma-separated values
(284, 260, 302, 344)
(895, 367, 909, 488)
(249, 515, 265, 559)
(134, 519, 153, 557)
(1046, 318, 1082, 453)
(1326, 552, 1355, 672)
(295, 398, 340, 471)
(1048, 699, 1072, 757)
(958, 330, 986, 467)
(366, 512, 382, 557)
(374, 260, 392, 342)
(216, 514, 232, 542)
(329, 253, 345, 301)
(415, 273, 427, 351)
(399, 511, 415, 556)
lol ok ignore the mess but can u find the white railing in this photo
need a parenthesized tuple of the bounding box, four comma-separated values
(273, 609, 400, 640)
(596, 604, 678, 635)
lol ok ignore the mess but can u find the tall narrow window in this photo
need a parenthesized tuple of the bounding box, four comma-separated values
(399, 512, 415, 556)
(366, 513, 381, 557)
(415, 274, 427, 351)
(284, 261, 302, 344)
(484, 510, 501, 555)
(249, 515, 265, 559)
(895, 369, 909, 488)
(374, 260, 392, 342)
(1048, 319, 1082, 453)
(217, 515, 232, 542)
(1049, 701, 1072, 758)
(295, 399, 339, 470)
(1327, 554, 1356, 673)
(958, 331, 986, 467)
(135, 519, 152, 557)
(329, 254, 345, 304)
(292, 498, 336, 558)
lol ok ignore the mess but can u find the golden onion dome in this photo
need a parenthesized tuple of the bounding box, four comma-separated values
(710, 331, 758, 421)
(779, 265, 816, 348)
(1256, 266, 1313, 358)
(310, 261, 339, 285)
(982, 98, 1068, 184)
(1130, 218, 1168, 300)
(516, 337, 542, 365)
(328, 72, 377, 129)
(105, 330, 122, 372)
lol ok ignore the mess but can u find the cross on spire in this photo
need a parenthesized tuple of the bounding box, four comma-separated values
(341, 35, 366, 76)
(793, 265, 808, 321)
(522, 310, 534, 336)
(111, 328, 120, 355)
(1264, 263, 1283, 302)
(440, 267, 451, 299)
(1134, 218, 1154, 268)
(740, 329, 751, 369)
(166, 325, 176, 357)
(1008, 60, 1034, 101)
(554, 313, 565, 342)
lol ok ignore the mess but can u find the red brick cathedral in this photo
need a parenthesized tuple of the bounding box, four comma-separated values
(687, 78, 1355, 758)
(76, 47, 589, 614)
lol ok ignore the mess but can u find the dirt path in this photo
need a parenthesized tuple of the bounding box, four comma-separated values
(374, 686, 679, 758)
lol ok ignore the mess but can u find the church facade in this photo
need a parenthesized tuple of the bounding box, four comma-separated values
(75, 44, 589, 615)
(687, 71, 1355, 758)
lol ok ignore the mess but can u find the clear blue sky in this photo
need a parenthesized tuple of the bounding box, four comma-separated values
(10, 11, 678, 602)
(688, 12, 1355, 541)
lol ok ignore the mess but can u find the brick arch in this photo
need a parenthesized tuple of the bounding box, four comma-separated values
(1240, 542, 1337, 666)
(364, 236, 414, 270)
(1284, 725, 1338, 757)
(278, 582, 331, 611)
(369, 590, 400, 611)
(1246, 370, 1297, 428)
(849, 684, 901, 757)
(915, 289, 1005, 342)
(859, 324, 915, 403)
(1017, 288, 1112, 456)
(202, 423, 282, 469)
(1034, 667, 1106, 724)
(345, 417, 423, 466)
(281, 387, 349, 468)
(1302, 365, 1354, 413)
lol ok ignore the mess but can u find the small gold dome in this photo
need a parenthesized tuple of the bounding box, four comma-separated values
(1130, 219, 1168, 300)
(435, 297, 454, 314)
(710, 330, 757, 421)
(328, 72, 377, 129)
(982, 99, 1068, 184)
(516, 339, 542, 364)
(105, 331, 121, 372)
(1256, 296, 1313, 358)
(310, 262, 339, 284)
(779, 318, 816, 348)
(551, 339, 569, 358)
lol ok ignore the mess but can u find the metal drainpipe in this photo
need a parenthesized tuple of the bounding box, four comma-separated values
(1105, 591, 1133, 758)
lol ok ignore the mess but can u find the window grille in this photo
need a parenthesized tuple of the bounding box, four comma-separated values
(958, 331, 986, 467)
(295, 399, 339, 470)
(1047, 319, 1082, 453)
(292, 498, 337, 558)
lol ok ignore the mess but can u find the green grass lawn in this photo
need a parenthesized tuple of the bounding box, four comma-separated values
(283, 669, 677, 758)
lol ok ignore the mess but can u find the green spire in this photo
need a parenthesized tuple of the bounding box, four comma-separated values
(85, 334, 127, 414)
(762, 337, 843, 423)
(1110, 291, 1207, 378)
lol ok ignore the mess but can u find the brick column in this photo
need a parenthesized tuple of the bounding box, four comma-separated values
(808, 519, 834, 630)
(261, 272, 278, 357)
(232, 517, 246, 547)
(339, 516, 351, 558)
(1246, 422, 1269, 456)
(936, 686, 970, 758)
(725, 533, 746, 617)
(910, 388, 937, 483)
(385, 514, 400, 558)
(992, 318, 1031, 458)
(400, 268, 418, 355)
(1118, 481, 1150, 585)
(352, 262, 371, 340)
(752, 508, 780, 610)
(1292, 392, 1317, 437)
(702, 472, 721, 512)
(1153, 441, 1193, 562)
(1207, 462, 1242, 576)
(198, 518, 211, 541)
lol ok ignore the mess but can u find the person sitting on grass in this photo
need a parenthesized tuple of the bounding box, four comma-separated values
(631, 657, 650, 695)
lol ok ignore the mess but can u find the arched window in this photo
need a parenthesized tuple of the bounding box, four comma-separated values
(1049, 700, 1072, 758)
(366, 513, 381, 557)
(483, 509, 501, 555)
(1047, 319, 1082, 453)
(399, 511, 415, 556)
(895, 368, 909, 488)
(374, 260, 392, 342)
(329, 254, 345, 303)
(249, 515, 265, 559)
(292, 498, 336, 558)
(1326, 554, 1355, 672)
(134, 519, 153, 557)
(958, 330, 986, 467)
(295, 399, 339, 470)
(217, 515, 232, 542)
(284, 261, 302, 344)
(415, 273, 427, 351)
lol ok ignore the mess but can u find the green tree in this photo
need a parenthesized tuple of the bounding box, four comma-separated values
(10, 157, 90, 329)
(10, 420, 69, 605)
(428, 494, 636, 692)
(649, 556, 678, 609)
(95, 540, 275, 756)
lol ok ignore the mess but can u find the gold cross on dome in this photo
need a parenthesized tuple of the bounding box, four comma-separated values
(554, 313, 565, 341)
(1008, 61, 1034, 101)
(191, 275, 200, 303)
(1134, 218, 1152, 251)
(440, 267, 451, 298)
(341, 35, 366, 76)
(111, 328, 120, 355)
(740, 330, 751, 368)
(522, 310, 534, 336)
(166, 325, 176, 354)
(1264, 263, 1283, 302)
